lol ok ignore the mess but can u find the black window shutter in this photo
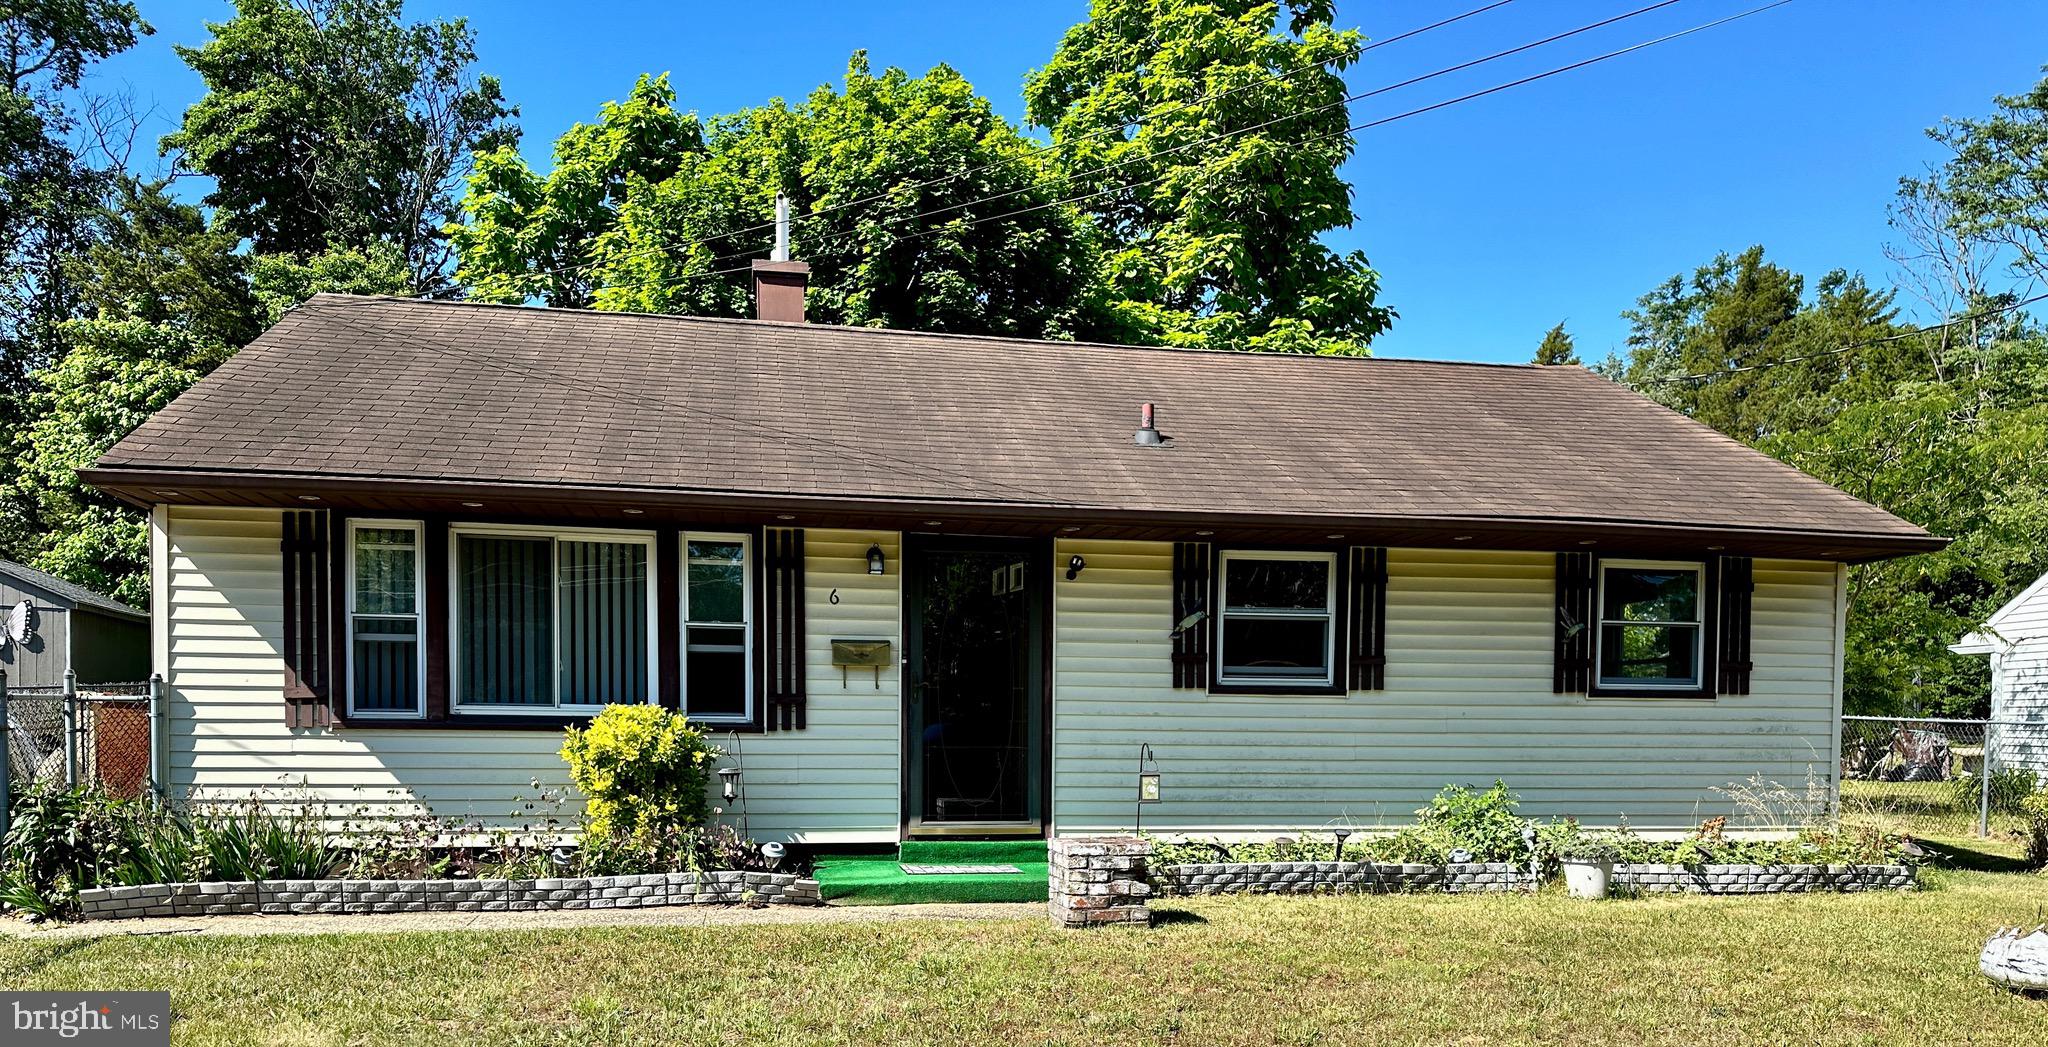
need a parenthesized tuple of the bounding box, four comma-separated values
(1171, 542, 1211, 688)
(1348, 547, 1388, 691)
(1554, 552, 1594, 694)
(281, 509, 332, 727)
(761, 527, 807, 730)
(1716, 556, 1754, 696)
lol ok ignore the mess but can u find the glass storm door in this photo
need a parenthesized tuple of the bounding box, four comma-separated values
(904, 537, 1047, 834)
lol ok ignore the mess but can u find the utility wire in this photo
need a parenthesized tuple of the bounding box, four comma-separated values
(1629, 291, 2048, 386)
(499, 0, 1526, 290)
(574, 0, 1792, 301)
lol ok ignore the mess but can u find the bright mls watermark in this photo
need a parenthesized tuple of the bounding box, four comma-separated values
(4, 993, 168, 1046)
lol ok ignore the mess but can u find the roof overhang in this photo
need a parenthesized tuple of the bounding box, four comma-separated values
(83, 466, 1951, 564)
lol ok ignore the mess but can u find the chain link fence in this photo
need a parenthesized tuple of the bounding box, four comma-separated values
(1839, 715, 2047, 838)
(1, 673, 164, 836)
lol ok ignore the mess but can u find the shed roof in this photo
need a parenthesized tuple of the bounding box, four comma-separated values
(0, 559, 146, 621)
(85, 294, 1943, 561)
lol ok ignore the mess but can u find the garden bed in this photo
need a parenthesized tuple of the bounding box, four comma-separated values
(1157, 861, 1532, 896)
(73, 871, 822, 920)
(1611, 863, 1915, 894)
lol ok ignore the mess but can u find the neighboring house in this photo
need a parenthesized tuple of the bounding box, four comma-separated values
(80, 279, 1945, 843)
(0, 559, 149, 688)
(1952, 571, 2048, 776)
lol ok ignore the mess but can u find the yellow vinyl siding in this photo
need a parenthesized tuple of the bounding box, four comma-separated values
(1051, 541, 1842, 834)
(161, 507, 901, 841)
(718, 530, 901, 844)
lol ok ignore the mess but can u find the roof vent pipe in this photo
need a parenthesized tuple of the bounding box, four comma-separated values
(1134, 402, 1165, 446)
(771, 194, 790, 262)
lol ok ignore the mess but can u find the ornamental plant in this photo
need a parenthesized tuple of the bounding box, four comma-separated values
(559, 705, 720, 844)
(2021, 789, 2048, 869)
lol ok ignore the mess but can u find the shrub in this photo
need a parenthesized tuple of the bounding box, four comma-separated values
(559, 704, 720, 843)
(2021, 789, 2048, 869)
(1412, 780, 1531, 862)
(1950, 767, 2042, 815)
(190, 799, 337, 880)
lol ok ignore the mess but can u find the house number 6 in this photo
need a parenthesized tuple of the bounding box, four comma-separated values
(829, 589, 840, 605)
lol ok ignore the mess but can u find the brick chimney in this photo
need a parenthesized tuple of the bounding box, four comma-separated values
(752, 194, 808, 322)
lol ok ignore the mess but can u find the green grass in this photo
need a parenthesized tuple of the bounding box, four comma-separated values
(1840, 778, 2028, 839)
(814, 839, 1049, 904)
(4, 869, 2045, 1045)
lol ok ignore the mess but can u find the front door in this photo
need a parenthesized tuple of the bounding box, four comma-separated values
(903, 536, 1047, 835)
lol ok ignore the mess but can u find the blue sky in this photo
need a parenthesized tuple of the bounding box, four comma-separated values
(92, 0, 2048, 363)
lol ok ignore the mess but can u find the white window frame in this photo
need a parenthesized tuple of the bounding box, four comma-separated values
(448, 522, 659, 715)
(1592, 558, 1707, 692)
(344, 518, 426, 719)
(681, 531, 754, 724)
(1214, 549, 1339, 688)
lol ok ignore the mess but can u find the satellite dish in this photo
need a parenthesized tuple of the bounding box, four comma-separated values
(4, 600, 34, 649)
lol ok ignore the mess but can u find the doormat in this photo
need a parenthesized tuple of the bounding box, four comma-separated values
(900, 863, 1023, 876)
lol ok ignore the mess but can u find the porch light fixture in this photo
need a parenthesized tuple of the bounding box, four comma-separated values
(297, 494, 321, 502)
(461, 501, 484, 508)
(1066, 554, 1086, 580)
(153, 490, 181, 498)
(1326, 534, 1345, 540)
(717, 765, 742, 803)
(866, 544, 885, 575)
(1578, 539, 1596, 546)
(776, 514, 797, 521)
(1452, 535, 1472, 542)
(1333, 827, 1352, 864)
(622, 508, 644, 515)
(1194, 530, 1215, 537)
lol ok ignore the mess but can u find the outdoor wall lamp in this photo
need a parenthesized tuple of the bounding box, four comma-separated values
(1333, 827, 1352, 864)
(718, 765, 741, 803)
(1066, 554, 1086, 580)
(866, 544, 885, 575)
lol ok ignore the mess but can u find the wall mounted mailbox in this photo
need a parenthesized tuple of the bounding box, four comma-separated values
(831, 639, 891, 688)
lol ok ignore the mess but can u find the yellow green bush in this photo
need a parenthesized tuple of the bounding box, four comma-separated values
(559, 705, 719, 842)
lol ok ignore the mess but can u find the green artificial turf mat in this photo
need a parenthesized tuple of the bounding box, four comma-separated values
(812, 839, 1050, 904)
(896, 839, 1047, 865)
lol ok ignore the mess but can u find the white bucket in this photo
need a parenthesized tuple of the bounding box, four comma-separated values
(1563, 858, 1613, 899)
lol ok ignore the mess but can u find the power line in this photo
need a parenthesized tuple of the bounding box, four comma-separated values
(586, 0, 1791, 299)
(499, 0, 1526, 291)
(566, 0, 1742, 302)
(1630, 291, 2048, 386)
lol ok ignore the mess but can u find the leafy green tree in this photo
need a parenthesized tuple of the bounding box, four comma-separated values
(457, 60, 1096, 339)
(454, 74, 705, 308)
(1599, 246, 1901, 443)
(0, 180, 409, 601)
(1532, 322, 1578, 365)
(162, 0, 517, 290)
(1928, 66, 2048, 288)
(0, 0, 150, 405)
(1764, 329, 2048, 716)
(1022, 0, 1391, 353)
(8, 318, 218, 605)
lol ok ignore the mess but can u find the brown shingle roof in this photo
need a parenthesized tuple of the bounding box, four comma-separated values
(91, 293, 1938, 556)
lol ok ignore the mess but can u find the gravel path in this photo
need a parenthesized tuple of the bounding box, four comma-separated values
(3, 902, 1044, 941)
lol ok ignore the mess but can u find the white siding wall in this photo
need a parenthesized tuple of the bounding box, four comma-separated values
(164, 506, 573, 825)
(728, 529, 900, 843)
(1987, 582, 2048, 775)
(1051, 540, 1844, 834)
(160, 507, 900, 842)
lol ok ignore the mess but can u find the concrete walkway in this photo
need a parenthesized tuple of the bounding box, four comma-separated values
(3, 901, 1044, 941)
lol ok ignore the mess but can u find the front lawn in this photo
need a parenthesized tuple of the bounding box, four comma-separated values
(2, 868, 2043, 1045)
